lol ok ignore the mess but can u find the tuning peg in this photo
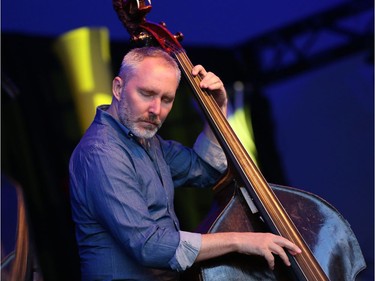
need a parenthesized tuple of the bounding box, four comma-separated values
(131, 32, 152, 45)
(174, 32, 184, 42)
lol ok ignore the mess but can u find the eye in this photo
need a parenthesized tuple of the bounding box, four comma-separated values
(162, 96, 174, 104)
(139, 90, 152, 97)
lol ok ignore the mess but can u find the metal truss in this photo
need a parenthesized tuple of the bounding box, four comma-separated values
(236, 0, 374, 85)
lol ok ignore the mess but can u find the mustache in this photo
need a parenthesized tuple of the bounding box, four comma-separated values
(140, 114, 161, 126)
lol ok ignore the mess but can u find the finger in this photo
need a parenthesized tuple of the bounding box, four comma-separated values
(200, 73, 222, 89)
(270, 244, 291, 267)
(272, 237, 301, 266)
(263, 251, 275, 270)
(191, 64, 206, 76)
(201, 78, 222, 90)
(279, 239, 302, 255)
(288, 250, 300, 256)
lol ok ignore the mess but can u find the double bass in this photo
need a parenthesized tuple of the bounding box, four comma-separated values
(112, 1, 366, 280)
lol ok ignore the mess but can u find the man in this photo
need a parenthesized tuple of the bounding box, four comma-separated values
(69, 47, 301, 281)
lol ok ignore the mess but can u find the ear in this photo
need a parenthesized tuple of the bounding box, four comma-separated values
(112, 76, 123, 101)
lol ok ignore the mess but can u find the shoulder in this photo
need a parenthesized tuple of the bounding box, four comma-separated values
(70, 124, 137, 174)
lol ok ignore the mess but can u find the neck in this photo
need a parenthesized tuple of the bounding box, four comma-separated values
(106, 102, 121, 122)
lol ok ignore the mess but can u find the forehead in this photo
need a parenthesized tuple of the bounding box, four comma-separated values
(137, 56, 176, 72)
(131, 57, 179, 87)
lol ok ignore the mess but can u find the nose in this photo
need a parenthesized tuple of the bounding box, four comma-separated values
(149, 97, 161, 115)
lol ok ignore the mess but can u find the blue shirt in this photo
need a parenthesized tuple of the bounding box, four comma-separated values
(69, 106, 227, 281)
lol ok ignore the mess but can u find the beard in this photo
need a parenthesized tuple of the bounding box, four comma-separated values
(118, 98, 163, 139)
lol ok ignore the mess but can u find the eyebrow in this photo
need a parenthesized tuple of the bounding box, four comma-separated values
(138, 86, 175, 98)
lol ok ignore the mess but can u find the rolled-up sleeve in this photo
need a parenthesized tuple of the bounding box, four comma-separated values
(193, 132, 227, 173)
(168, 231, 201, 271)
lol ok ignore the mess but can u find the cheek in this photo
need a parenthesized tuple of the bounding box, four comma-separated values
(160, 104, 173, 121)
(122, 95, 144, 115)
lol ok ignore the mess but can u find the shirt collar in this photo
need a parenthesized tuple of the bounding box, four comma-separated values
(95, 105, 153, 148)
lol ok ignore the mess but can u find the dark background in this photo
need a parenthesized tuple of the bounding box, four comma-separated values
(2, 0, 374, 280)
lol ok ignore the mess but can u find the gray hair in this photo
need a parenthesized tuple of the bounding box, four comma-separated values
(118, 47, 181, 85)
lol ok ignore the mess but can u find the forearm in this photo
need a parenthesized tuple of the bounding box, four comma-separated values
(195, 232, 239, 262)
(194, 232, 301, 270)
